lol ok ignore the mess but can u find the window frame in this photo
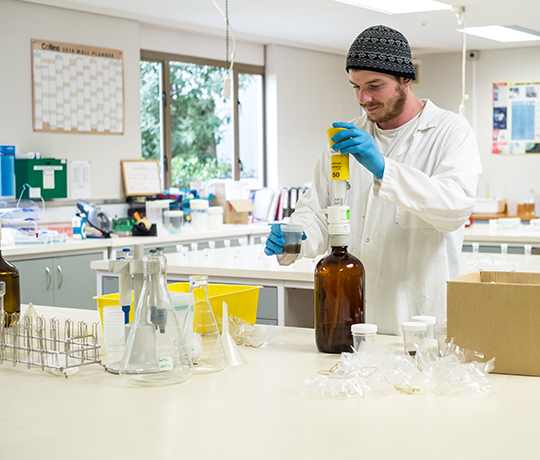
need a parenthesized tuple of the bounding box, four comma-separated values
(140, 50, 266, 189)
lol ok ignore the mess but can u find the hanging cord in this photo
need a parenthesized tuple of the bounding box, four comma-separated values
(17, 183, 45, 221)
(453, 6, 467, 116)
(212, 0, 236, 97)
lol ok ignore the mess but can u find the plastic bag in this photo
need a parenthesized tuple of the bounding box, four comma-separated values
(302, 340, 496, 399)
(228, 316, 284, 348)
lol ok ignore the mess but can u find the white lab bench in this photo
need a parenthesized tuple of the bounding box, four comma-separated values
(1, 305, 539, 460)
(91, 244, 540, 327)
(2, 224, 270, 310)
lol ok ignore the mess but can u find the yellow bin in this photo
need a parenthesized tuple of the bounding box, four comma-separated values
(94, 283, 262, 328)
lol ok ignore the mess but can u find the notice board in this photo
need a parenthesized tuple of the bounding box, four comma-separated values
(492, 81, 540, 154)
(121, 160, 162, 197)
(31, 39, 124, 134)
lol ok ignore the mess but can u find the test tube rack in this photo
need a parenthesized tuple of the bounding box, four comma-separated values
(0, 313, 102, 378)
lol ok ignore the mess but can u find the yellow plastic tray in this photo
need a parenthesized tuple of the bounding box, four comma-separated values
(94, 283, 262, 328)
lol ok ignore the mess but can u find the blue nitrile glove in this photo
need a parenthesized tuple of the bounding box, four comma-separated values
(331, 122, 385, 179)
(264, 224, 307, 256)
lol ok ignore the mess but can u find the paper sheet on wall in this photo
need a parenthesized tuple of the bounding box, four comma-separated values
(493, 82, 540, 154)
(70, 160, 91, 198)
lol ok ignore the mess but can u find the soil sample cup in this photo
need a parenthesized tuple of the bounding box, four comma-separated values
(401, 321, 426, 356)
(281, 224, 303, 254)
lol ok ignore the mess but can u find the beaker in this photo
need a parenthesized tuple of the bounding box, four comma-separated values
(189, 275, 227, 373)
(119, 251, 193, 386)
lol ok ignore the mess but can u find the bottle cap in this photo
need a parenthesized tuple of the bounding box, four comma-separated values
(401, 321, 427, 332)
(207, 206, 223, 215)
(435, 323, 447, 334)
(351, 323, 377, 334)
(411, 315, 437, 325)
(190, 199, 209, 210)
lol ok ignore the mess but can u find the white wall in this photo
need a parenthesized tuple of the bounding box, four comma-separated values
(414, 47, 540, 204)
(265, 44, 360, 188)
(0, 0, 141, 200)
(140, 24, 264, 66)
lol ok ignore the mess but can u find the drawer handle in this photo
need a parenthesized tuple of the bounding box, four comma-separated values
(57, 265, 63, 289)
(45, 267, 52, 290)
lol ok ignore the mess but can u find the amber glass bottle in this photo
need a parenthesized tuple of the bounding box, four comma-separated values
(315, 245, 365, 353)
(0, 250, 20, 326)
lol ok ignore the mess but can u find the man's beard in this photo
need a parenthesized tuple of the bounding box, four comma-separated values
(362, 84, 407, 124)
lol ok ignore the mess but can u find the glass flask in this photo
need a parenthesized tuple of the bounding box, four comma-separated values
(315, 245, 365, 354)
(189, 275, 227, 373)
(119, 250, 193, 386)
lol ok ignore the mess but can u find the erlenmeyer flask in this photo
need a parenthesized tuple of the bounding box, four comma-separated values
(189, 275, 227, 373)
(119, 250, 193, 386)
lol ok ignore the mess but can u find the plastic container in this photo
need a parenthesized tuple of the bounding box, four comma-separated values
(401, 321, 427, 356)
(0, 146, 16, 199)
(276, 224, 303, 266)
(145, 200, 172, 234)
(163, 210, 183, 234)
(411, 315, 436, 339)
(102, 306, 125, 364)
(190, 199, 209, 232)
(351, 323, 377, 351)
(207, 206, 223, 231)
(435, 322, 447, 357)
(94, 282, 262, 329)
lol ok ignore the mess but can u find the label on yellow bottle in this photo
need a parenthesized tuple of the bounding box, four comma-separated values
(331, 154, 350, 180)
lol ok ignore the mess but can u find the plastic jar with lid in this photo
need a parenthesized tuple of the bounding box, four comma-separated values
(435, 322, 448, 357)
(351, 323, 377, 351)
(163, 210, 184, 234)
(190, 199, 209, 232)
(401, 322, 427, 356)
(207, 206, 223, 231)
(410, 315, 437, 339)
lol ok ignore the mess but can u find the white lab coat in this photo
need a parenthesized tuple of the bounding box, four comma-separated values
(292, 100, 482, 335)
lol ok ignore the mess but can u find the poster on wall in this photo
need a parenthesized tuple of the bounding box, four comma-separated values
(31, 39, 124, 135)
(492, 81, 540, 154)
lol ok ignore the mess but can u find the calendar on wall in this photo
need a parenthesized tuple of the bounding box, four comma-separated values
(31, 39, 124, 135)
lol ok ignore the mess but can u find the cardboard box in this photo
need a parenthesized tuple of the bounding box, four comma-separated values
(212, 197, 255, 224)
(447, 271, 540, 376)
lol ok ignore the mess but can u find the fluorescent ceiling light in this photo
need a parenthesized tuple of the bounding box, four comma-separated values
(333, 0, 451, 15)
(463, 26, 540, 43)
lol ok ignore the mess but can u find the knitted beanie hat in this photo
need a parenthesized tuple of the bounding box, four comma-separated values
(346, 25, 416, 80)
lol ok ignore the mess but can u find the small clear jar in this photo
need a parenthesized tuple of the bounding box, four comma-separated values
(207, 206, 223, 231)
(190, 199, 209, 232)
(401, 321, 427, 356)
(411, 315, 436, 339)
(351, 323, 377, 351)
(435, 322, 448, 357)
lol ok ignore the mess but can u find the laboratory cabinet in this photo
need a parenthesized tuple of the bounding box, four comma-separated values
(15, 252, 104, 310)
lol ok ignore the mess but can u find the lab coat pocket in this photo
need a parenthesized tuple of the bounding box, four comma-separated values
(395, 208, 434, 230)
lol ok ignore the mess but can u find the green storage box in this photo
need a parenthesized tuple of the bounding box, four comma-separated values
(15, 159, 68, 199)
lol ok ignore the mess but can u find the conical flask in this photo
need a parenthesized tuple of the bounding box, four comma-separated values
(190, 275, 227, 373)
(119, 250, 193, 385)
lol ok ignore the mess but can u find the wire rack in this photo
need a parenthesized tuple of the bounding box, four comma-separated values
(0, 312, 102, 378)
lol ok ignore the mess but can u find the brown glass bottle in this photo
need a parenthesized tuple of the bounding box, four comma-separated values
(315, 245, 365, 353)
(0, 250, 20, 326)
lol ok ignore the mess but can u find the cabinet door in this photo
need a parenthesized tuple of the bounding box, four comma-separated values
(53, 252, 104, 310)
(15, 257, 55, 307)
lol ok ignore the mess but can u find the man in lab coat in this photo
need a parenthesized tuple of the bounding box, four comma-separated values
(265, 25, 482, 335)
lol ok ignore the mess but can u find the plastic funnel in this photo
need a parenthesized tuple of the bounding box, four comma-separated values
(221, 302, 246, 367)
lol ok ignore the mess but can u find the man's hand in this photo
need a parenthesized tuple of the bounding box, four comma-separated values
(331, 122, 385, 179)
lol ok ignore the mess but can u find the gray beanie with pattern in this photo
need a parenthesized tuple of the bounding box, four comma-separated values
(346, 25, 416, 80)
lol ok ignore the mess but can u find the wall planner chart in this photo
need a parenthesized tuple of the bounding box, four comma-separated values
(31, 39, 124, 135)
(492, 82, 540, 154)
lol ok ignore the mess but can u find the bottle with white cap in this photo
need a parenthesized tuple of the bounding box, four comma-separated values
(351, 323, 377, 351)
(410, 315, 437, 339)
(401, 322, 427, 356)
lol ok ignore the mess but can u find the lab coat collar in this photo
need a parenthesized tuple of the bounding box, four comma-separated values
(416, 99, 439, 131)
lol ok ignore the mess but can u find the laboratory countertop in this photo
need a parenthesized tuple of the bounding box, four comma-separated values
(91, 245, 540, 281)
(1, 224, 271, 259)
(1, 305, 539, 460)
(464, 223, 540, 244)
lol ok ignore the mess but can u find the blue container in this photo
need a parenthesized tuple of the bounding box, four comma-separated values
(0, 146, 16, 199)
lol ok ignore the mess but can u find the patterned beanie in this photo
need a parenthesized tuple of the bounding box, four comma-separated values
(346, 25, 416, 80)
